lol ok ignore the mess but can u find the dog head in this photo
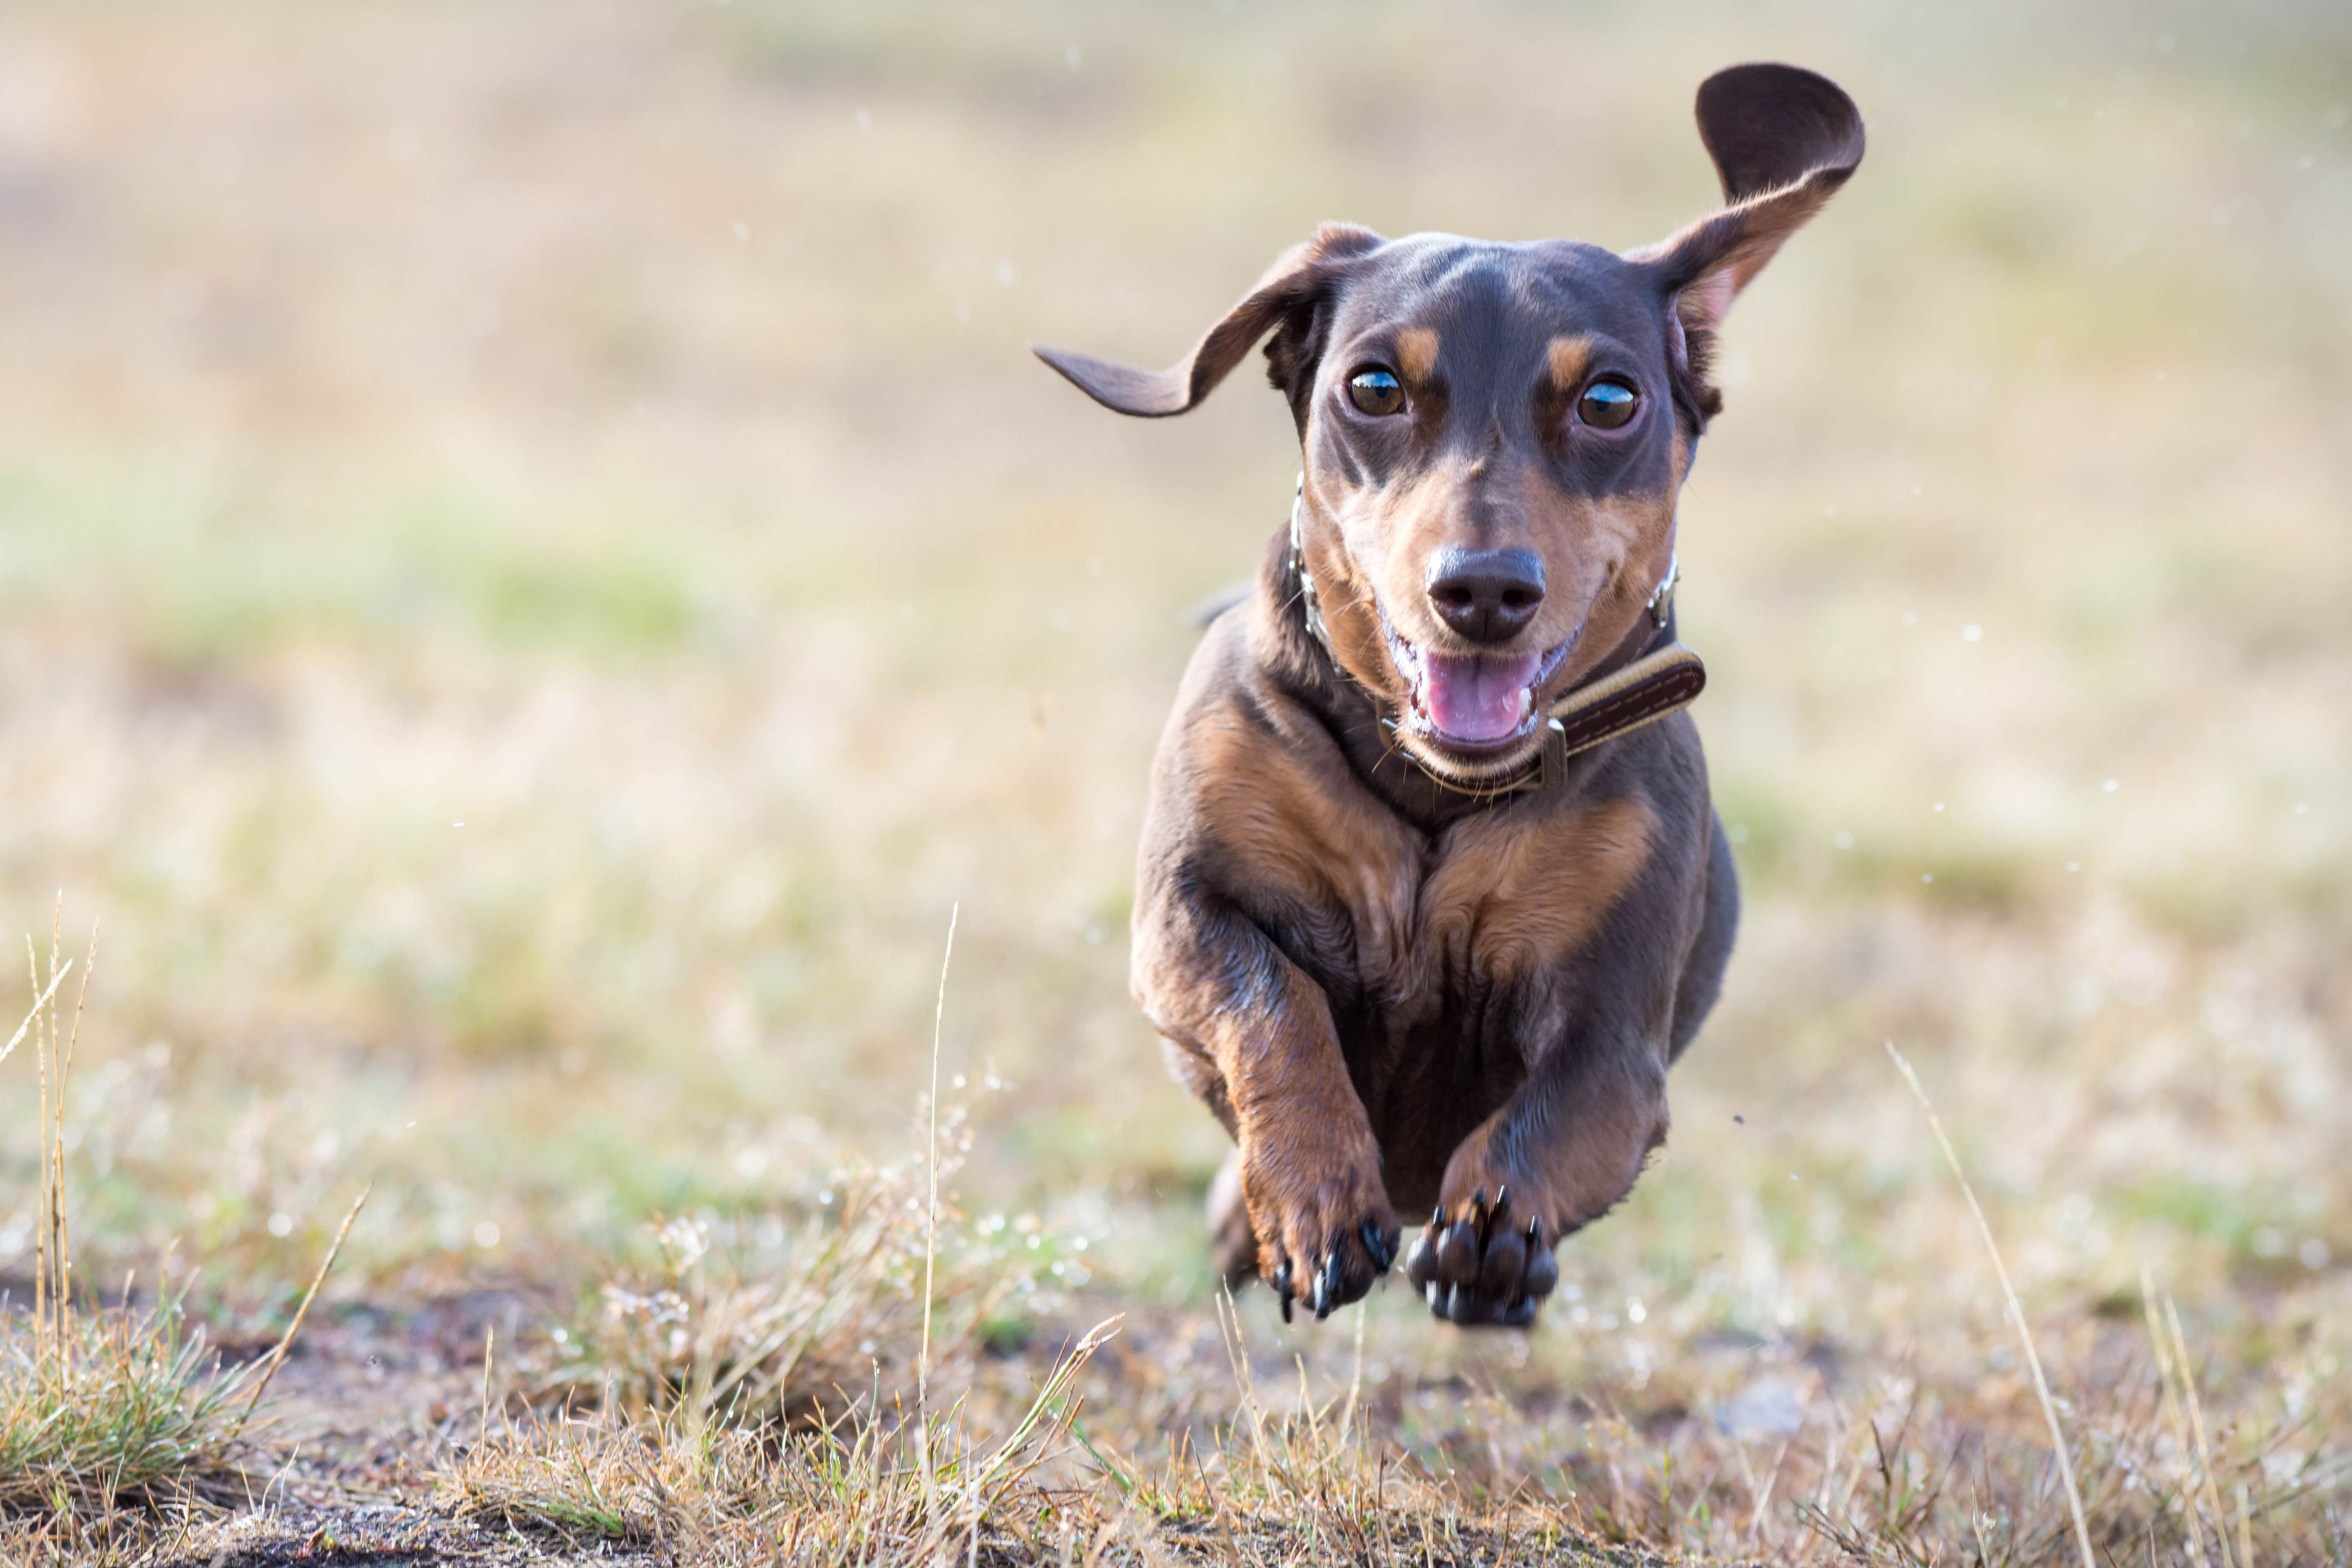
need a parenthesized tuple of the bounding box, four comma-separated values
(1039, 64, 1863, 783)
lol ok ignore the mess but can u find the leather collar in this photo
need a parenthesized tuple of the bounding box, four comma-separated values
(1285, 475, 1707, 800)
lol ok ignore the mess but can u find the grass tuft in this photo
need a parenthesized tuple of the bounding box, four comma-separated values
(533, 1136, 1057, 1433)
(1, 908, 354, 1543)
(0, 1286, 253, 1518)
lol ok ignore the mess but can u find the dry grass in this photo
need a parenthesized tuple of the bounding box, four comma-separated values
(1, 919, 254, 1554)
(447, 1303, 1653, 1567)
(523, 913, 1060, 1434)
(0, 916, 356, 1561)
(447, 1028, 2347, 1564)
(455, 1275, 2352, 1565)
(530, 1132, 1059, 1432)
(446, 1318, 1125, 1563)
(1, 1, 2349, 1561)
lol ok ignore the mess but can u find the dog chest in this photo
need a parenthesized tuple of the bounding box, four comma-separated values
(1285, 794, 1661, 1031)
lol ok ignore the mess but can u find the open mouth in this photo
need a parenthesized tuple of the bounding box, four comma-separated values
(1381, 611, 1574, 756)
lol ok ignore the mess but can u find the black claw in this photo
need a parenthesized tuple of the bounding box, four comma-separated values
(1319, 1251, 1343, 1317)
(1429, 1205, 1445, 1231)
(1361, 1219, 1393, 1272)
(1274, 1261, 1295, 1323)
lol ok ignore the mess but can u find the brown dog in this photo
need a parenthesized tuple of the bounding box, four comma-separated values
(1038, 65, 1863, 1326)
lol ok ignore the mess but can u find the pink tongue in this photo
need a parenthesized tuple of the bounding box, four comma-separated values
(1423, 651, 1542, 743)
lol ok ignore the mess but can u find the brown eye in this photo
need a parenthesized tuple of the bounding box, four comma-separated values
(1578, 379, 1637, 429)
(1347, 367, 1405, 416)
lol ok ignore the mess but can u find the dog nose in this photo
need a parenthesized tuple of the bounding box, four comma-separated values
(1426, 547, 1545, 645)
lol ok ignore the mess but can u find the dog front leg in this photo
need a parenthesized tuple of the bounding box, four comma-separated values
(1402, 1034, 1669, 1326)
(1136, 884, 1401, 1320)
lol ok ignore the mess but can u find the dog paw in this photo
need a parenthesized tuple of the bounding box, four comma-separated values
(1240, 1139, 1400, 1324)
(1402, 1186, 1558, 1328)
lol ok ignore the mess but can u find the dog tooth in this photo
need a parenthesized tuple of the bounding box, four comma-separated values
(1517, 687, 1534, 721)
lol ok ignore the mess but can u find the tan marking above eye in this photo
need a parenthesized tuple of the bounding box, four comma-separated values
(1395, 327, 1440, 383)
(1546, 335, 1596, 390)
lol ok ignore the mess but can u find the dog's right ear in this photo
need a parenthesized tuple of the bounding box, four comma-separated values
(1034, 223, 1382, 420)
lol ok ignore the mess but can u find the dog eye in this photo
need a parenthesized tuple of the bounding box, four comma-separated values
(1578, 379, 1638, 429)
(1347, 368, 1405, 416)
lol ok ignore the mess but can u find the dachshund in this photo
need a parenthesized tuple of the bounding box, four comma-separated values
(1037, 64, 1863, 1325)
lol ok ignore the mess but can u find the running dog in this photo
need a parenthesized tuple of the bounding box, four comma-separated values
(1037, 64, 1863, 1325)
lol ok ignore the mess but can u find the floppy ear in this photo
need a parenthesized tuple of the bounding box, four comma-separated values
(1034, 222, 1382, 420)
(1628, 63, 1864, 425)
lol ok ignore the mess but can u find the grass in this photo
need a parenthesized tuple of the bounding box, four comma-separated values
(0, 936, 2345, 1563)
(0, 1290, 249, 1519)
(1, 0, 2349, 1560)
(0, 915, 355, 1558)
(452, 1270, 2351, 1565)
(444, 1313, 1650, 1567)
(446, 1320, 1127, 1563)
(1, 917, 253, 1549)
(1885, 1040, 2093, 1568)
(528, 1141, 1059, 1433)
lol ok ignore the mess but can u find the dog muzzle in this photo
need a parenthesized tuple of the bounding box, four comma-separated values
(1286, 475, 1707, 799)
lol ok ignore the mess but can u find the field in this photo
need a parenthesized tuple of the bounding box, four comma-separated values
(1, 1, 2348, 1562)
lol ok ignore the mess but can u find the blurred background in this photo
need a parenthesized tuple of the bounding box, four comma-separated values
(0, 0, 2345, 1532)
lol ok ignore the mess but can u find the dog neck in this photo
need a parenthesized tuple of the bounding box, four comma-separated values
(1259, 489, 1706, 830)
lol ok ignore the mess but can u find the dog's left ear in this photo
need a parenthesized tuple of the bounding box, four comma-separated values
(1034, 223, 1382, 422)
(1629, 63, 1864, 424)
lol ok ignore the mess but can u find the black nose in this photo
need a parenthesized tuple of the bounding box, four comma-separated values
(1426, 547, 1545, 645)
